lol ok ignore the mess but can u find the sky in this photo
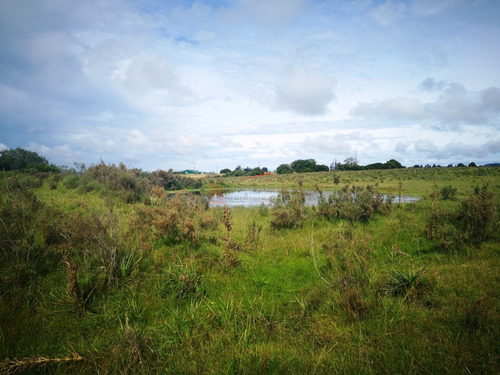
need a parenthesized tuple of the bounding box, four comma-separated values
(1, 0, 499, 172)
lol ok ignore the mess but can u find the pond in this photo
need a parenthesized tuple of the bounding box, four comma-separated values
(208, 189, 421, 208)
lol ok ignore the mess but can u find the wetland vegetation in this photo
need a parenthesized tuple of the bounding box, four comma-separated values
(1, 159, 499, 374)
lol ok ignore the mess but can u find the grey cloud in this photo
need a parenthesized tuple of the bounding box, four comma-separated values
(352, 82, 500, 129)
(419, 77, 447, 92)
(414, 138, 500, 160)
(427, 83, 491, 127)
(480, 87, 500, 112)
(274, 68, 336, 116)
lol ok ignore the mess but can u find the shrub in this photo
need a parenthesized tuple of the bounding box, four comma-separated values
(63, 174, 81, 189)
(81, 161, 152, 202)
(59, 208, 120, 288)
(456, 186, 496, 246)
(426, 185, 496, 249)
(270, 189, 305, 231)
(333, 174, 340, 185)
(0, 177, 61, 292)
(440, 185, 457, 200)
(316, 185, 391, 223)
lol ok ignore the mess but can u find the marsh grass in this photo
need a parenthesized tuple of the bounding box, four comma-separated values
(1, 167, 499, 374)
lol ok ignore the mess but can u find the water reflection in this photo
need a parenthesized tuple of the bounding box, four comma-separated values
(208, 189, 420, 208)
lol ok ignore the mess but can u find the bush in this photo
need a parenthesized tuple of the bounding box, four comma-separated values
(270, 189, 305, 231)
(63, 174, 81, 189)
(0, 177, 60, 292)
(316, 185, 391, 223)
(457, 186, 496, 246)
(82, 161, 152, 202)
(440, 185, 457, 200)
(426, 185, 496, 249)
(59, 208, 120, 289)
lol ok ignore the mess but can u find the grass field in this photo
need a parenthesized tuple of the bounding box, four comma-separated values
(1, 167, 499, 374)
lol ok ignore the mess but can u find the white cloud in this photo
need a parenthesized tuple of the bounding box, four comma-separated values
(27, 142, 81, 165)
(411, 0, 462, 17)
(229, 0, 309, 26)
(370, 0, 407, 26)
(274, 67, 336, 116)
(127, 129, 149, 147)
(122, 56, 178, 92)
(395, 140, 410, 153)
(352, 97, 425, 120)
(301, 132, 375, 155)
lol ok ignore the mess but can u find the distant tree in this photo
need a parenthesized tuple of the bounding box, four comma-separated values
(330, 161, 340, 170)
(276, 164, 293, 174)
(365, 162, 384, 170)
(220, 168, 231, 174)
(344, 156, 357, 167)
(74, 162, 86, 174)
(315, 164, 329, 172)
(0, 147, 58, 172)
(290, 159, 316, 173)
(457, 163, 466, 167)
(386, 159, 404, 169)
(262, 167, 268, 172)
(468, 162, 477, 167)
(250, 167, 263, 176)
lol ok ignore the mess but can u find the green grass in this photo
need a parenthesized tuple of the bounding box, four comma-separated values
(1, 167, 499, 374)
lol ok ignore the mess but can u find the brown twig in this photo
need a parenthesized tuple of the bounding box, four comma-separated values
(0, 353, 85, 373)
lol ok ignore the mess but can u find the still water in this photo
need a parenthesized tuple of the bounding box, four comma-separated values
(208, 189, 420, 208)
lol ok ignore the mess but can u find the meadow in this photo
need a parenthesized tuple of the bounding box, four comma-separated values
(1, 166, 499, 374)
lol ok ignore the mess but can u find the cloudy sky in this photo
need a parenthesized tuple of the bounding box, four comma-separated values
(1, 0, 499, 171)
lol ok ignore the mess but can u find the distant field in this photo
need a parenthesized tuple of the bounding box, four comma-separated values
(205, 166, 500, 196)
(1, 167, 498, 374)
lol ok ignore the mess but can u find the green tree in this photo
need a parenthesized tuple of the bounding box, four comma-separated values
(386, 159, 404, 169)
(276, 164, 293, 174)
(0, 147, 58, 172)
